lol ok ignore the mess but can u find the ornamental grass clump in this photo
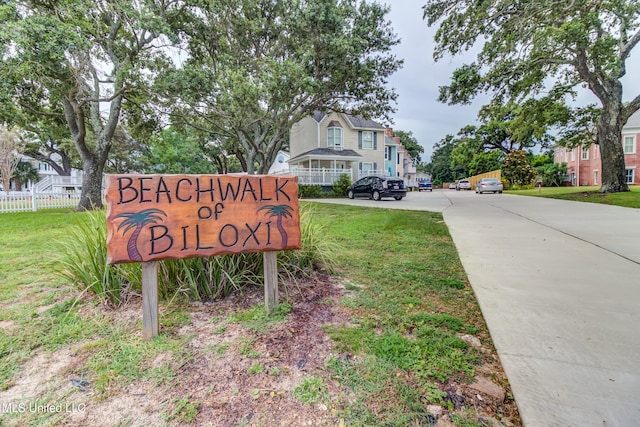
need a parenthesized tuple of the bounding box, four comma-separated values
(58, 205, 337, 307)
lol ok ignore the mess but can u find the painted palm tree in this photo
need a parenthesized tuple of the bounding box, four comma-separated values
(114, 208, 167, 261)
(257, 204, 294, 246)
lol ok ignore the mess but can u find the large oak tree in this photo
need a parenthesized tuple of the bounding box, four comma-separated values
(0, 0, 180, 209)
(158, 0, 402, 173)
(424, 0, 640, 192)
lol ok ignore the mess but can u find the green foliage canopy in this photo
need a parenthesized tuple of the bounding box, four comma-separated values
(0, 0, 180, 209)
(393, 130, 424, 163)
(158, 0, 402, 174)
(424, 0, 640, 192)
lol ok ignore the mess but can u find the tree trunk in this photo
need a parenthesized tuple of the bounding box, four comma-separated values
(245, 150, 256, 174)
(597, 106, 629, 193)
(77, 155, 106, 211)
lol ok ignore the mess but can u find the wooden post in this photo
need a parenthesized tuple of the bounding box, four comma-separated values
(264, 251, 278, 313)
(142, 261, 159, 340)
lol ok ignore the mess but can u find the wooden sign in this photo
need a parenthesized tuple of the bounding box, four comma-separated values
(105, 174, 301, 264)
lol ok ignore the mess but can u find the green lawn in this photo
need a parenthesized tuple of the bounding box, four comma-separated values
(507, 185, 640, 208)
(0, 205, 518, 426)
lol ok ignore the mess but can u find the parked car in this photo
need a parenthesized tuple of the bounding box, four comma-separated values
(456, 179, 471, 190)
(448, 183, 457, 189)
(347, 176, 406, 200)
(418, 180, 433, 192)
(475, 178, 503, 194)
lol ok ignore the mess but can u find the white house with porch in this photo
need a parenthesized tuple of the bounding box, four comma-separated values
(286, 112, 388, 185)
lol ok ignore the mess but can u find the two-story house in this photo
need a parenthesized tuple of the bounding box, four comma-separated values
(287, 112, 387, 185)
(384, 128, 417, 188)
(554, 110, 640, 186)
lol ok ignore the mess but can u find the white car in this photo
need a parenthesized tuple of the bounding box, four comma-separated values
(456, 179, 471, 190)
(476, 178, 503, 194)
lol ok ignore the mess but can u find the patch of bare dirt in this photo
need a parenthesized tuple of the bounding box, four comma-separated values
(1, 274, 520, 426)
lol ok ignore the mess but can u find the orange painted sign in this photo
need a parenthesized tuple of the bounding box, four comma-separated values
(105, 174, 301, 264)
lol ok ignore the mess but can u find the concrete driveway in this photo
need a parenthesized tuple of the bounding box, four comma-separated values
(310, 190, 640, 427)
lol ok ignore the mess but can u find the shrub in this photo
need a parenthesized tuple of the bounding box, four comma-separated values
(502, 150, 536, 187)
(278, 206, 339, 277)
(298, 184, 323, 198)
(57, 210, 140, 307)
(535, 162, 567, 187)
(58, 206, 339, 307)
(332, 173, 352, 197)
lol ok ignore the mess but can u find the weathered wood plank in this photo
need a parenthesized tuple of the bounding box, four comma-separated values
(105, 174, 301, 264)
(264, 251, 278, 313)
(142, 261, 159, 340)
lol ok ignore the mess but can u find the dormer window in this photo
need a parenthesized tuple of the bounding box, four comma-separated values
(327, 121, 343, 149)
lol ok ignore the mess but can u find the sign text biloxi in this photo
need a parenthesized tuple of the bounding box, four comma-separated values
(105, 174, 301, 264)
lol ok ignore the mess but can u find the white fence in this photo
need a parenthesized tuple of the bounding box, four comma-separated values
(0, 189, 81, 213)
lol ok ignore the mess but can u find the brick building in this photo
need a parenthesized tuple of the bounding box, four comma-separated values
(554, 110, 640, 186)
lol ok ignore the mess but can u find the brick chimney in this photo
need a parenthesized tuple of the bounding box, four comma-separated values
(385, 127, 394, 138)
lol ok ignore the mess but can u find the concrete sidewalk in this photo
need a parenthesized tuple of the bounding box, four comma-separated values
(311, 191, 640, 426)
(443, 193, 640, 427)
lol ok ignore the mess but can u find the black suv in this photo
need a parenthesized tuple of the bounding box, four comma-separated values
(347, 176, 406, 200)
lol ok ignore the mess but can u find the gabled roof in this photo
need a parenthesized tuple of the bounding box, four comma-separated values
(289, 148, 362, 163)
(310, 111, 385, 130)
(624, 110, 640, 130)
(343, 114, 386, 130)
(312, 111, 327, 123)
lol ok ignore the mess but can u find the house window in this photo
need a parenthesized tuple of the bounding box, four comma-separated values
(570, 149, 575, 161)
(581, 147, 589, 160)
(327, 127, 343, 149)
(360, 162, 374, 175)
(593, 170, 598, 185)
(385, 146, 392, 161)
(623, 136, 635, 154)
(625, 168, 635, 184)
(361, 131, 374, 149)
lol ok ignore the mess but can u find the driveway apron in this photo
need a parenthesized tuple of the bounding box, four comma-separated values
(311, 191, 640, 426)
(444, 192, 640, 427)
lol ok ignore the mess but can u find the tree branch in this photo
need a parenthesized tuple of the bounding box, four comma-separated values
(622, 94, 640, 123)
(620, 29, 640, 62)
(17, 102, 66, 119)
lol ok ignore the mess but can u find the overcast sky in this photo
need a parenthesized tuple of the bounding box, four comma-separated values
(385, 2, 640, 163)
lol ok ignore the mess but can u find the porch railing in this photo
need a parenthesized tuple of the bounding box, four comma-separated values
(33, 175, 83, 192)
(273, 168, 390, 185)
(279, 168, 354, 185)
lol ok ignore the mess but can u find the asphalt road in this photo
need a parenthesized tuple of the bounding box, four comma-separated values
(311, 190, 640, 427)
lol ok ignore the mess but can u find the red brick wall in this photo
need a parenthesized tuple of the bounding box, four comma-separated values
(555, 132, 639, 185)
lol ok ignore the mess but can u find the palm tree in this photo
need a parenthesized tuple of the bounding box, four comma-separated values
(257, 204, 294, 246)
(114, 209, 167, 261)
(12, 160, 40, 191)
